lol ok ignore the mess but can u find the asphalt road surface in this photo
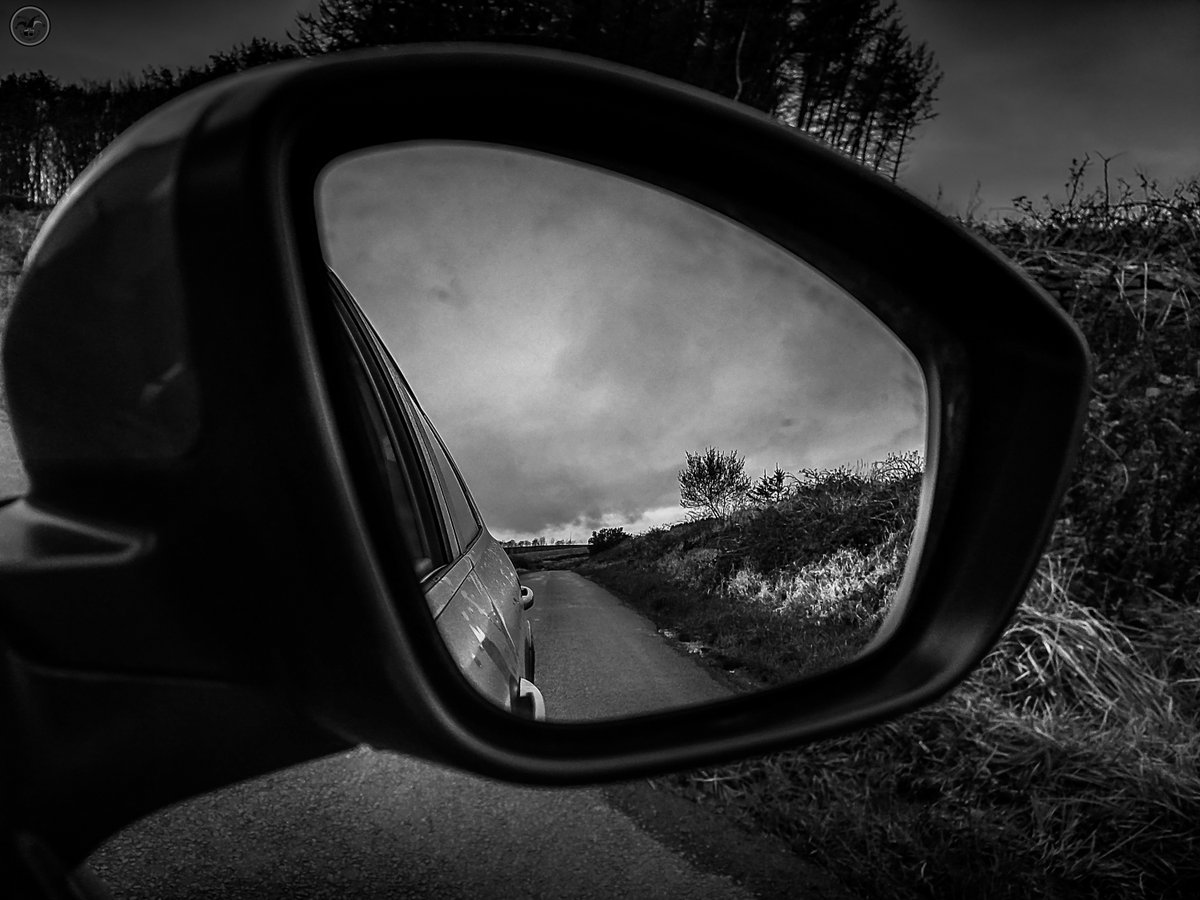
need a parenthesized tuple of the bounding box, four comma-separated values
(87, 571, 850, 899)
(524, 569, 735, 720)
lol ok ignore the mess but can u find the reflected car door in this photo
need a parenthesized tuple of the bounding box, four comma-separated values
(327, 273, 535, 714)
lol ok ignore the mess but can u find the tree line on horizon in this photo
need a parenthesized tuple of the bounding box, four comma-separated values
(577, 445, 925, 557)
(679, 445, 923, 519)
(501, 536, 578, 547)
(0, 0, 939, 207)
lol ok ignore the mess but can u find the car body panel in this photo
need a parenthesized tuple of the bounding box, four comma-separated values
(423, 550, 473, 619)
(433, 533, 527, 713)
(329, 269, 536, 715)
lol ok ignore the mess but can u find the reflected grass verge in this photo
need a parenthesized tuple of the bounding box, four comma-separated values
(576, 456, 922, 686)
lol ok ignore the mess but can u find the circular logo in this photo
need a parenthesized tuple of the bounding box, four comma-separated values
(11, 6, 50, 46)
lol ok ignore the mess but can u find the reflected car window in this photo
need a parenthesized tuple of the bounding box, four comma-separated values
(423, 421, 481, 550)
(382, 359, 481, 553)
(331, 275, 446, 577)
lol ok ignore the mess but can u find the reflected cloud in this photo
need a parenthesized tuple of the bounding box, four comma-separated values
(319, 143, 925, 540)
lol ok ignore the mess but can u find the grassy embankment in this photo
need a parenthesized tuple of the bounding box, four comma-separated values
(575, 451, 923, 687)
(544, 171, 1200, 899)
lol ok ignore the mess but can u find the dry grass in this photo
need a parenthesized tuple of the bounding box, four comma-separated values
(578, 455, 922, 684)
(982, 165, 1200, 614)
(669, 555, 1200, 898)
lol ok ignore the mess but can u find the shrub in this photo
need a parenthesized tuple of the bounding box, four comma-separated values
(749, 466, 793, 507)
(679, 446, 751, 519)
(974, 166, 1200, 616)
(588, 526, 629, 555)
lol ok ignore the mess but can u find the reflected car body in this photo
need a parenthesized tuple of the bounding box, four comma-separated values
(328, 271, 542, 719)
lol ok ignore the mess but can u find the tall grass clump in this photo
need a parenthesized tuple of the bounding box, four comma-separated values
(981, 161, 1200, 616)
(672, 553, 1200, 898)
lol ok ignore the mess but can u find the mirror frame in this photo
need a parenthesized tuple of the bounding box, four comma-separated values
(255, 46, 1088, 778)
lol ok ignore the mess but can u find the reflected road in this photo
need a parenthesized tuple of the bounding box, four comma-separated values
(524, 569, 734, 720)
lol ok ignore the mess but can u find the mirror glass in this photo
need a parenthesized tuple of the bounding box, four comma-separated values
(317, 143, 927, 722)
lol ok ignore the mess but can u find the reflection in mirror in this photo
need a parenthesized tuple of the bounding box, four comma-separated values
(317, 143, 926, 723)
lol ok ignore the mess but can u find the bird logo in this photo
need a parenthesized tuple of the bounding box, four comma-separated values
(10, 6, 50, 46)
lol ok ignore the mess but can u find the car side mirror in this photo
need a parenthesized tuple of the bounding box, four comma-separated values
(0, 45, 1089, 859)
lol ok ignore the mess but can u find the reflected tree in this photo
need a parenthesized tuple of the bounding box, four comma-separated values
(679, 446, 751, 520)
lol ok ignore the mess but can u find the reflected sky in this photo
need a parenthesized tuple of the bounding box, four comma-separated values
(318, 144, 924, 541)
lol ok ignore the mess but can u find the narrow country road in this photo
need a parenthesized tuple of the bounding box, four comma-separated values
(522, 569, 734, 720)
(87, 569, 850, 899)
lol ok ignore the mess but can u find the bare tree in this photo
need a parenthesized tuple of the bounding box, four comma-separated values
(679, 447, 751, 519)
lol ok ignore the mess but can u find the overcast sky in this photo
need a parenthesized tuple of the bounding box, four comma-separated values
(319, 145, 923, 540)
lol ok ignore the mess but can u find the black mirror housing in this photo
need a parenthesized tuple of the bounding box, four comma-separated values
(0, 46, 1090, 858)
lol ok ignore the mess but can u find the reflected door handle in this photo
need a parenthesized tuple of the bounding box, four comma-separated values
(520, 585, 534, 610)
